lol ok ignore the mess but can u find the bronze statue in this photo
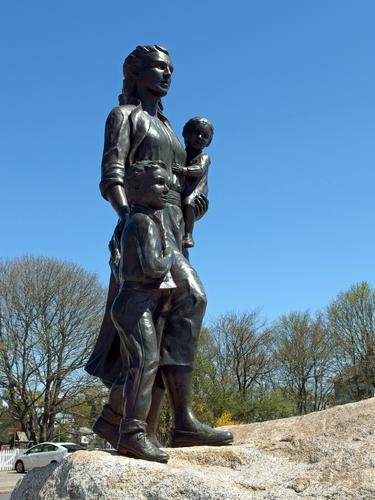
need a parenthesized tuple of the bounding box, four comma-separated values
(85, 45, 233, 463)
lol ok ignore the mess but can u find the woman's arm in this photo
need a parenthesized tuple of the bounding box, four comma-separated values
(100, 106, 133, 217)
(107, 185, 129, 220)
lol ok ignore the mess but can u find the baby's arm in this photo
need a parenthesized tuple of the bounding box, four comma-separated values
(135, 215, 174, 279)
(173, 154, 211, 178)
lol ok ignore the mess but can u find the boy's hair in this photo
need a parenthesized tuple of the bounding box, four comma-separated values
(125, 160, 168, 197)
(182, 116, 214, 147)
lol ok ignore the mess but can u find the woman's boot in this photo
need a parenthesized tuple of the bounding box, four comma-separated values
(93, 382, 123, 449)
(161, 365, 233, 447)
(146, 369, 165, 448)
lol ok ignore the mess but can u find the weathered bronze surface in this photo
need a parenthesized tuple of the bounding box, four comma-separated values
(85, 45, 233, 462)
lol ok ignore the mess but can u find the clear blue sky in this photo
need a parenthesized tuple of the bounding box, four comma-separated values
(1, 1, 374, 323)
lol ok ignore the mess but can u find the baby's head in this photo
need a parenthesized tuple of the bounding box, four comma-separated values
(125, 160, 170, 210)
(182, 117, 214, 151)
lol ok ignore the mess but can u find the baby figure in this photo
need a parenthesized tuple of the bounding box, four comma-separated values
(172, 116, 214, 248)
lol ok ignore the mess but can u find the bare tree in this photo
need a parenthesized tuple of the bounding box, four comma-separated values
(0, 257, 105, 442)
(210, 311, 273, 399)
(273, 311, 334, 415)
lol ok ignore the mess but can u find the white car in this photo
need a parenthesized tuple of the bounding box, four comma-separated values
(14, 442, 85, 473)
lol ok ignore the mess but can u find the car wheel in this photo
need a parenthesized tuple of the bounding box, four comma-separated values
(50, 460, 58, 464)
(15, 460, 25, 473)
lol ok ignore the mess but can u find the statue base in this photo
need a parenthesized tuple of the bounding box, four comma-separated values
(11, 399, 375, 499)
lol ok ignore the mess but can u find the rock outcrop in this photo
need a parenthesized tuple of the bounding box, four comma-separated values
(11, 398, 375, 499)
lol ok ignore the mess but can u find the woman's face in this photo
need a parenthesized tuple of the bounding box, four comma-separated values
(137, 52, 174, 98)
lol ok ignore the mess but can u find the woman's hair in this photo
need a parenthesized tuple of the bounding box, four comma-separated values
(118, 45, 170, 110)
(182, 117, 214, 147)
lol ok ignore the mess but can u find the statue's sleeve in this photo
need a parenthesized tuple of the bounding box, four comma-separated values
(135, 216, 173, 279)
(184, 154, 211, 177)
(99, 107, 131, 200)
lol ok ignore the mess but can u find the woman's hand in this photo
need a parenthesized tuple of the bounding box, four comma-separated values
(108, 212, 128, 282)
(172, 163, 184, 175)
(194, 194, 209, 219)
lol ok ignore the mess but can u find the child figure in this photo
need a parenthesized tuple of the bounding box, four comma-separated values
(173, 116, 214, 248)
(109, 160, 175, 463)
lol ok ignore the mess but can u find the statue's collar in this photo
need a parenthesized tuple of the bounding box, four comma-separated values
(130, 203, 157, 216)
(125, 95, 142, 106)
(124, 95, 168, 124)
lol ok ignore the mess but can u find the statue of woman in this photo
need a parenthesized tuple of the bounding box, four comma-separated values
(85, 45, 233, 462)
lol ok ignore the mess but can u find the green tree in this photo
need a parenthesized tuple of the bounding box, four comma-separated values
(191, 312, 280, 425)
(328, 282, 375, 401)
(192, 327, 224, 425)
(210, 311, 273, 400)
(273, 311, 334, 415)
(0, 396, 17, 443)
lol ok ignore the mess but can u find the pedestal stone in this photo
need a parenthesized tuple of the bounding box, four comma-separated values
(11, 398, 375, 499)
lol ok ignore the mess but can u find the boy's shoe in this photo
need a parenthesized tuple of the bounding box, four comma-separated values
(118, 419, 169, 463)
(148, 434, 163, 448)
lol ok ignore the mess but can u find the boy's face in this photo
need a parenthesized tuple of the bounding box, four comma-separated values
(187, 123, 211, 150)
(136, 167, 170, 210)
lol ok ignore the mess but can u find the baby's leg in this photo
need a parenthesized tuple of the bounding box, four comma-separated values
(183, 203, 196, 248)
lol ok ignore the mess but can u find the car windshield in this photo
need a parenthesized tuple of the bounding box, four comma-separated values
(61, 444, 85, 453)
